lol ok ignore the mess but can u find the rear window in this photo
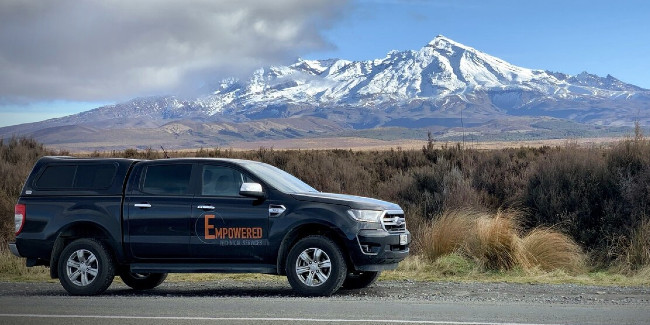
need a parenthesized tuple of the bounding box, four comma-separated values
(141, 164, 192, 195)
(35, 164, 118, 190)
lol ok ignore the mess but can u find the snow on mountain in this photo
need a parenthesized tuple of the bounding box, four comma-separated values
(190, 35, 646, 123)
(1, 35, 649, 149)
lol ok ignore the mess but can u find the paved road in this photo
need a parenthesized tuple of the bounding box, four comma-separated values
(1, 280, 648, 325)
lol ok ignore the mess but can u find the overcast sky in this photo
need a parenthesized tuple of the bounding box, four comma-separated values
(1, 0, 649, 127)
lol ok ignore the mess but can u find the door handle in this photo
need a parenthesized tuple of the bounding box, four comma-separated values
(269, 205, 286, 217)
(134, 203, 152, 208)
(198, 205, 215, 210)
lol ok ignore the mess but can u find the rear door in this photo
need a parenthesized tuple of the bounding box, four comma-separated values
(125, 162, 195, 259)
(190, 163, 270, 262)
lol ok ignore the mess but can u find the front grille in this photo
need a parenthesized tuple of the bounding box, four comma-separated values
(382, 211, 406, 232)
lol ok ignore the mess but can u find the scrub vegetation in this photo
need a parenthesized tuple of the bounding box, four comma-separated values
(1, 133, 649, 284)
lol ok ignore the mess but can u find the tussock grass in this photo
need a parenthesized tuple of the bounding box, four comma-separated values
(466, 210, 522, 271)
(418, 209, 477, 261)
(627, 219, 650, 268)
(615, 218, 650, 273)
(519, 228, 586, 273)
(417, 209, 587, 273)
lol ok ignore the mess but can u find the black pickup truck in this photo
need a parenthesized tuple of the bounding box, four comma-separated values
(9, 156, 410, 296)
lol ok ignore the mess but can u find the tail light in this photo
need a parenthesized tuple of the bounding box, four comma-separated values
(15, 204, 25, 236)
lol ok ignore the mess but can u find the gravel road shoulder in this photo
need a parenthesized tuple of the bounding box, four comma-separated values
(1, 279, 648, 305)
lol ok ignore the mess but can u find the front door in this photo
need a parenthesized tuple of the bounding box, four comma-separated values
(190, 164, 269, 262)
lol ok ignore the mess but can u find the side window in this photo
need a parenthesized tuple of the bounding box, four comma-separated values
(35, 165, 76, 189)
(74, 164, 116, 189)
(35, 164, 117, 190)
(141, 164, 192, 195)
(202, 165, 252, 196)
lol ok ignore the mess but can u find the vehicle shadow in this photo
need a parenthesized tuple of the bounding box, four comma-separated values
(106, 284, 296, 298)
(104, 282, 384, 298)
(0, 280, 390, 298)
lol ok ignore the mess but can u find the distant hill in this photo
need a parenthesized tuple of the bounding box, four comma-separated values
(1, 35, 648, 150)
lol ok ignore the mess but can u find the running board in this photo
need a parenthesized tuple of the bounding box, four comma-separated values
(130, 263, 277, 274)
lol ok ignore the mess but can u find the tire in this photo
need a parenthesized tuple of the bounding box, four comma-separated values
(57, 238, 115, 296)
(285, 235, 347, 296)
(119, 271, 167, 290)
(341, 271, 380, 290)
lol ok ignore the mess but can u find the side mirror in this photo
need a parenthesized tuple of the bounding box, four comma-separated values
(239, 182, 265, 198)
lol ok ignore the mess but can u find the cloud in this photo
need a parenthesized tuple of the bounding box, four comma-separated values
(0, 0, 349, 102)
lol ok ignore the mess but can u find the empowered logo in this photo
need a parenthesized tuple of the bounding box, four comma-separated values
(204, 214, 263, 239)
(194, 213, 264, 244)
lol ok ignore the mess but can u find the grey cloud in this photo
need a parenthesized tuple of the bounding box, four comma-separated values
(0, 0, 348, 102)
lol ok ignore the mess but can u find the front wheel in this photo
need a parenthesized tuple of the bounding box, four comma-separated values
(285, 235, 347, 296)
(58, 238, 115, 296)
(342, 271, 380, 290)
(119, 271, 167, 290)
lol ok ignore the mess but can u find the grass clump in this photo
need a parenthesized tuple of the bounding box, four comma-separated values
(519, 228, 585, 273)
(417, 208, 587, 273)
(432, 253, 478, 276)
(614, 218, 650, 273)
(466, 210, 522, 271)
(418, 209, 477, 261)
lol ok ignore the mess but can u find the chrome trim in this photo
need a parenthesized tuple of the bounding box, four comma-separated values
(269, 205, 286, 217)
(356, 236, 379, 256)
(8, 243, 21, 257)
(134, 203, 152, 208)
(240, 182, 263, 193)
(380, 209, 406, 232)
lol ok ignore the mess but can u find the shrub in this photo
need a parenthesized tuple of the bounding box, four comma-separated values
(0, 137, 52, 245)
(522, 146, 615, 250)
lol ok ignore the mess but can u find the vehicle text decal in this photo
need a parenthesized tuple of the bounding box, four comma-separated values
(203, 214, 263, 240)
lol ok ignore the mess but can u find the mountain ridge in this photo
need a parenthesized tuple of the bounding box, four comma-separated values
(1, 35, 648, 150)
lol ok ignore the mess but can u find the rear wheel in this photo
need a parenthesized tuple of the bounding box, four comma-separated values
(58, 238, 115, 296)
(119, 271, 167, 290)
(342, 271, 380, 290)
(286, 235, 347, 296)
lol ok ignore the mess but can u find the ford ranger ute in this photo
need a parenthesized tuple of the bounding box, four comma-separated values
(9, 157, 410, 296)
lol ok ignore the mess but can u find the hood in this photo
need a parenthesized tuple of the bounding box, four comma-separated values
(291, 192, 401, 211)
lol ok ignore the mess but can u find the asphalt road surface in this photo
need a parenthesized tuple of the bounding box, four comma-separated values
(1, 279, 648, 325)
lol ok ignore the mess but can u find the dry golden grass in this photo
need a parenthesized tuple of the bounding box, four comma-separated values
(519, 228, 586, 274)
(418, 209, 478, 261)
(417, 209, 587, 273)
(615, 219, 650, 272)
(628, 220, 650, 267)
(466, 210, 523, 271)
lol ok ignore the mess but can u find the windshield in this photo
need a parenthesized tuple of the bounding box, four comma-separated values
(243, 162, 318, 194)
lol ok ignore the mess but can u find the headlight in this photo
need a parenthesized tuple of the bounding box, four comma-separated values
(347, 209, 383, 223)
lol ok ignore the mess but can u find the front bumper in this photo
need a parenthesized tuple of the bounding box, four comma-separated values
(8, 242, 22, 257)
(349, 229, 410, 271)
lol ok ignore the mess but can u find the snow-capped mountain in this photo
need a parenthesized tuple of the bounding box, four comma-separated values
(187, 35, 648, 127)
(1, 35, 648, 149)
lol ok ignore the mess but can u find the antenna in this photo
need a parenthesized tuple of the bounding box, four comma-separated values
(160, 146, 169, 159)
